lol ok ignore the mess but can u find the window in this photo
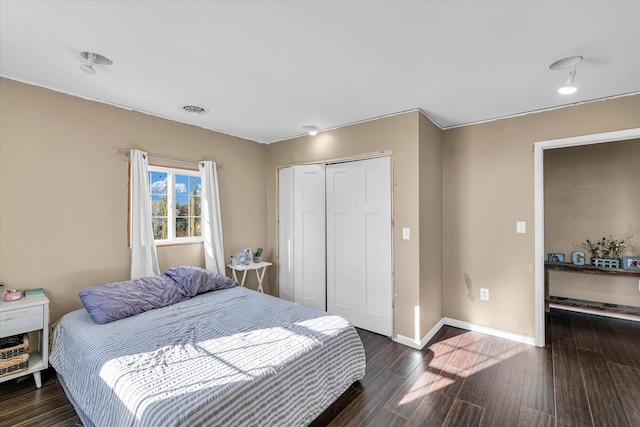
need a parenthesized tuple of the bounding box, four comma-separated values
(148, 166, 202, 244)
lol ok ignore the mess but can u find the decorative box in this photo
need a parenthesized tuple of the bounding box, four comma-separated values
(591, 258, 621, 268)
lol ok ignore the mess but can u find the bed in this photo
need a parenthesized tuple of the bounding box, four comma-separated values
(50, 267, 366, 427)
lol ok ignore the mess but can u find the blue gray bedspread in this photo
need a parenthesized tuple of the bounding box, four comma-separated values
(50, 287, 366, 426)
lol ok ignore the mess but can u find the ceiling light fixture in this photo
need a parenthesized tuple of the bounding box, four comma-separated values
(549, 55, 583, 95)
(558, 69, 578, 95)
(79, 51, 113, 75)
(303, 125, 318, 136)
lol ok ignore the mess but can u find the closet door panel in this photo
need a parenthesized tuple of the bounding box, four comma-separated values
(278, 167, 295, 301)
(327, 157, 392, 336)
(293, 165, 326, 310)
(327, 168, 357, 313)
(360, 161, 392, 332)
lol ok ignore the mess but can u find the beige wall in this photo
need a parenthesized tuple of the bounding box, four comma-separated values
(419, 113, 444, 337)
(2, 76, 638, 342)
(545, 139, 640, 306)
(443, 95, 640, 337)
(266, 112, 422, 339)
(0, 78, 268, 323)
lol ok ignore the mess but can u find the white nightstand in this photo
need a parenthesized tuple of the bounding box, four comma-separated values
(227, 261, 272, 293)
(0, 293, 49, 388)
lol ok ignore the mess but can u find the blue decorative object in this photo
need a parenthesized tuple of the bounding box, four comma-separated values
(592, 258, 621, 268)
(572, 251, 585, 266)
(548, 253, 565, 263)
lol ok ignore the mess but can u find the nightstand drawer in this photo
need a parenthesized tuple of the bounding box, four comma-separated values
(0, 305, 44, 337)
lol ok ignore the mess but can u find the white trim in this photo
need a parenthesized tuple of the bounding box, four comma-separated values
(533, 128, 640, 347)
(549, 304, 640, 323)
(148, 165, 204, 245)
(442, 92, 640, 131)
(394, 316, 536, 349)
(444, 317, 536, 346)
(395, 318, 445, 350)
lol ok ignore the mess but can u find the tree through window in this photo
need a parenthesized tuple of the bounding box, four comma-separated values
(148, 166, 202, 243)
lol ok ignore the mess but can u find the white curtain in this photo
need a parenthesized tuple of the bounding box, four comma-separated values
(130, 149, 160, 279)
(199, 161, 225, 274)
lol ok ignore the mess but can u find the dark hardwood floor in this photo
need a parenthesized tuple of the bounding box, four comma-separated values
(1, 308, 639, 426)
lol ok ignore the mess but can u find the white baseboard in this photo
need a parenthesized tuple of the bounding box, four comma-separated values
(443, 317, 536, 346)
(395, 317, 536, 349)
(395, 317, 445, 350)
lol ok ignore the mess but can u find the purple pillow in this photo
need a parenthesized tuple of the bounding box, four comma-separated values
(79, 275, 187, 324)
(163, 266, 237, 297)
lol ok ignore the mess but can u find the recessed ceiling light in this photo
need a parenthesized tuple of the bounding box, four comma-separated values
(558, 69, 578, 95)
(549, 56, 583, 95)
(303, 125, 318, 136)
(79, 51, 113, 75)
(180, 105, 209, 115)
(549, 55, 583, 70)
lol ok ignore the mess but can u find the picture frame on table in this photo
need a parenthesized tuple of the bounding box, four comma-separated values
(622, 256, 640, 271)
(548, 253, 565, 263)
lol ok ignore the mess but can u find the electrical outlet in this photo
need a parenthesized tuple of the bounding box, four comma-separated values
(480, 288, 489, 301)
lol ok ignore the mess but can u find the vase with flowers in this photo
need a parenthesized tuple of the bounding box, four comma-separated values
(580, 235, 631, 268)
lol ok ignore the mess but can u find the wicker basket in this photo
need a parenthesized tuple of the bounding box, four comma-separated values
(0, 334, 29, 377)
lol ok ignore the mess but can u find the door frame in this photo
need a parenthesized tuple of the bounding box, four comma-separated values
(533, 127, 640, 347)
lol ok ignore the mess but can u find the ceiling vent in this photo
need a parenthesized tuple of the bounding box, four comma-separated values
(180, 105, 209, 115)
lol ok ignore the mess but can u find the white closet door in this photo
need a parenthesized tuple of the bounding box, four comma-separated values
(278, 167, 294, 302)
(327, 157, 392, 336)
(293, 164, 326, 310)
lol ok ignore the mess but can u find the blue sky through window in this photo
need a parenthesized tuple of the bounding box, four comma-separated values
(149, 171, 167, 201)
(149, 172, 201, 200)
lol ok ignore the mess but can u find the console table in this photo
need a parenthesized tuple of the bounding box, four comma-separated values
(545, 262, 640, 317)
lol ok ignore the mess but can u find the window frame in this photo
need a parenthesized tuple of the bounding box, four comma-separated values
(148, 165, 204, 246)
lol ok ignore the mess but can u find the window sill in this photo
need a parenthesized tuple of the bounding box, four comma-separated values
(155, 240, 204, 247)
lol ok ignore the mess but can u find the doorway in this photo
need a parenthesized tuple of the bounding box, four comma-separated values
(533, 127, 640, 346)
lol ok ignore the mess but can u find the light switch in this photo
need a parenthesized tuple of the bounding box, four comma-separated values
(402, 227, 410, 240)
(516, 221, 526, 234)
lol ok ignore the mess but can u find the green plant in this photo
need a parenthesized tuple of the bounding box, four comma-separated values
(580, 235, 631, 260)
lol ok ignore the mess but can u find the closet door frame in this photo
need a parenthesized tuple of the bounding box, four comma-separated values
(276, 152, 394, 335)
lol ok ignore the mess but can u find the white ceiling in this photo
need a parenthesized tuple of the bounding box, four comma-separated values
(1, 1, 639, 144)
